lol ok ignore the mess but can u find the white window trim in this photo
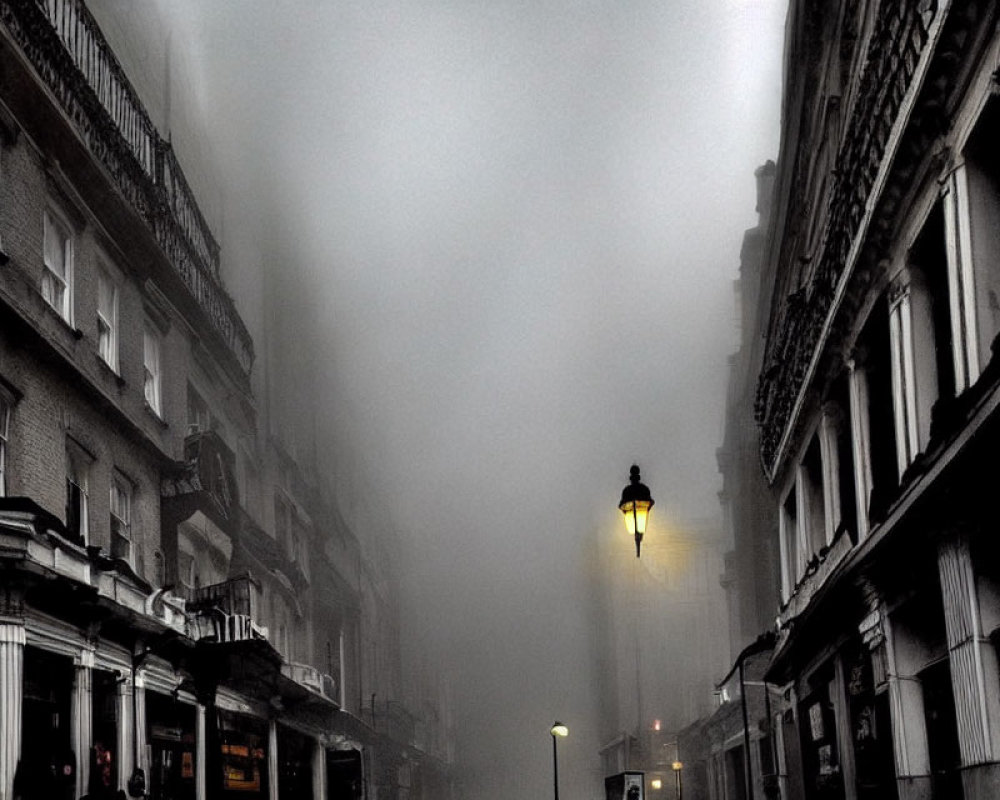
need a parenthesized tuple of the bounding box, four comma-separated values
(143, 325, 162, 417)
(97, 268, 119, 372)
(847, 357, 873, 539)
(818, 406, 843, 547)
(42, 209, 74, 325)
(66, 443, 90, 544)
(110, 474, 132, 563)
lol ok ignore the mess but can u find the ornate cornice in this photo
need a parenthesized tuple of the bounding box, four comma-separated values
(755, 0, 998, 478)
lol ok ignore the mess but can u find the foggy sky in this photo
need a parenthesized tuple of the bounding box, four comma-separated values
(156, 2, 786, 797)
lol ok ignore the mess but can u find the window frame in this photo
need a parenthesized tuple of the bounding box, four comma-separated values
(0, 390, 10, 498)
(143, 324, 163, 417)
(65, 441, 91, 544)
(96, 267, 120, 373)
(42, 208, 74, 325)
(109, 474, 132, 563)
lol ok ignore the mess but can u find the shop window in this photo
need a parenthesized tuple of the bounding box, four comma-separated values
(110, 473, 132, 562)
(326, 749, 362, 800)
(217, 710, 268, 798)
(147, 691, 196, 800)
(18, 647, 74, 798)
(65, 439, 92, 544)
(97, 269, 119, 372)
(920, 660, 963, 800)
(845, 641, 897, 800)
(797, 676, 844, 799)
(42, 208, 74, 324)
(277, 726, 314, 800)
(144, 325, 163, 417)
(91, 669, 120, 798)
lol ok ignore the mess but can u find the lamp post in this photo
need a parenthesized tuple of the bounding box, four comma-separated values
(551, 722, 568, 800)
(672, 761, 683, 800)
(618, 466, 654, 768)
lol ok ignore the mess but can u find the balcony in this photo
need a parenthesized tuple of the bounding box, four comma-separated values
(281, 661, 339, 705)
(0, 0, 253, 375)
(188, 574, 268, 644)
(162, 430, 239, 528)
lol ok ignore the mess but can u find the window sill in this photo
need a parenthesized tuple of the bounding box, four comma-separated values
(95, 354, 126, 387)
(144, 403, 168, 429)
(40, 297, 82, 339)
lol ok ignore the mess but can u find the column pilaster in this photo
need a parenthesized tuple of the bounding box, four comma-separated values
(268, 719, 280, 800)
(0, 621, 25, 800)
(195, 703, 207, 800)
(938, 536, 1000, 766)
(72, 649, 95, 797)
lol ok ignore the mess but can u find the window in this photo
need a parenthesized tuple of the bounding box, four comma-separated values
(779, 487, 799, 602)
(42, 210, 73, 323)
(97, 270, 118, 371)
(143, 326, 162, 416)
(110, 475, 132, 562)
(0, 391, 9, 497)
(187, 384, 210, 434)
(65, 442, 90, 544)
(274, 494, 291, 555)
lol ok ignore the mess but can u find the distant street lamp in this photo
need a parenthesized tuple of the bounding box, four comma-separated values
(619, 465, 654, 557)
(551, 722, 569, 800)
(672, 761, 683, 800)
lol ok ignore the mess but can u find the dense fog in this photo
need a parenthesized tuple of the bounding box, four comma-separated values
(150, 2, 785, 797)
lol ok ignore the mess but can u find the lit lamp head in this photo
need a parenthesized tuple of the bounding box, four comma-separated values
(551, 722, 569, 737)
(619, 464, 654, 558)
(671, 762, 683, 772)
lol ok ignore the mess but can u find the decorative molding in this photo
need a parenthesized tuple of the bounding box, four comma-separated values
(755, 0, 1000, 476)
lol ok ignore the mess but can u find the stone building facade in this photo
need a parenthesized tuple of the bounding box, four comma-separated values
(0, 1, 452, 799)
(741, 1, 1000, 799)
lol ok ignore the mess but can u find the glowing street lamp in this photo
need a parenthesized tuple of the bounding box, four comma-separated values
(619, 465, 654, 557)
(672, 761, 683, 800)
(551, 722, 568, 800)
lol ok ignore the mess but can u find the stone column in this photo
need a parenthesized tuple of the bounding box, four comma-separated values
(133, 671, 147, 784)
(72, 649, 95, 797)
(0, 620, 25, 800)
(268, 719, 280, 800)
(195, 703, 207, 800)
(312, 736, 326, 800)
(938, 536, 1000, 797)
(117, 674, 131, 791)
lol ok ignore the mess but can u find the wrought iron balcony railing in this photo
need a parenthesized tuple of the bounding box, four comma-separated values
(0, 0, 254, 375)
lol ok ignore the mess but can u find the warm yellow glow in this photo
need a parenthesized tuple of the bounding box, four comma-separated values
(620, 498, 652, 536)
(551, 723, 568, 737)
(651, 779, 663, 790)
(653, 719, 661, 731)
(672, 762, 683, 772)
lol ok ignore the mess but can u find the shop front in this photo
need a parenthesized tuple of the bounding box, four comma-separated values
(147, 690, 197, 800)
